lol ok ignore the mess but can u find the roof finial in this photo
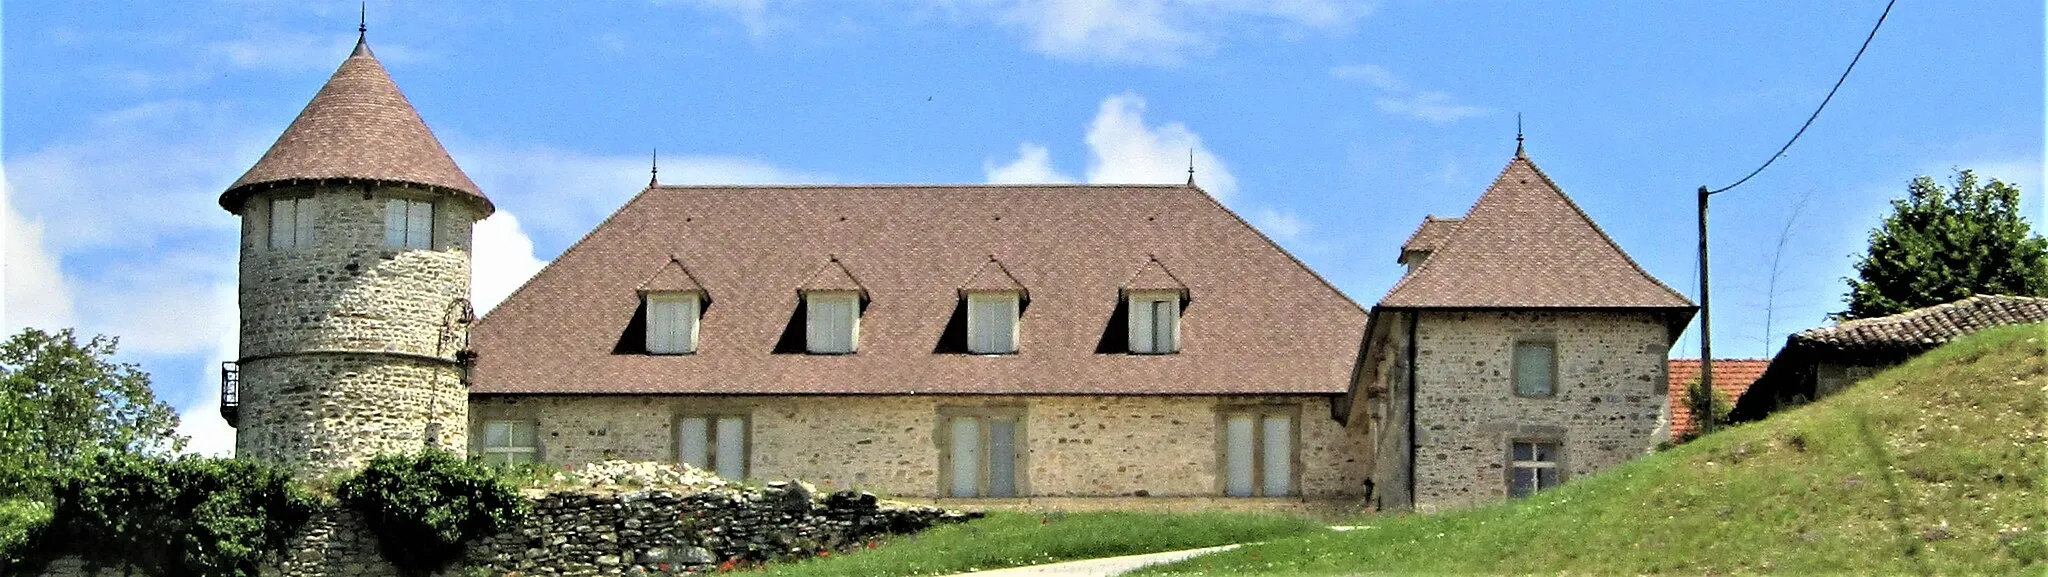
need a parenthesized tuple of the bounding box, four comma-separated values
(1514, 113, 1526, 159)
(359, 2, 367, 38)
(649, 148, 660, 187)
(1186, 148, 1196, 186)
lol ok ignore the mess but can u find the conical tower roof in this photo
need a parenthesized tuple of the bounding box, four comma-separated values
(220, 37, 490, 214)
(1377, 153, 1692, 310)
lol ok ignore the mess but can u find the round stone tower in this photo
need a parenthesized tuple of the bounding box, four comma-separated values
(220, 32, 493, 476)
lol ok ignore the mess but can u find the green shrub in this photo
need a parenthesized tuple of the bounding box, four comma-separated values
(336, 451, 529, 575)
(2, 454, 317, 577)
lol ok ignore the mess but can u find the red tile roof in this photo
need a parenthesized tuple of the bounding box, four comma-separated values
(471, 184, 1365, 395)
(1397, 216, 1460, 263)
(638, 257, 707, 293)
(797, 258, 869, 295)
(220, 39, 490, 215)
(1122, 257, 1190, 294)
(1377, 154, 1693, 310)
(957, 258, 1029, 296)
(1666, 358, 1769, 436)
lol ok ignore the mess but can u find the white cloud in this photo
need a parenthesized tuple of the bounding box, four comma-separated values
(1084, 92, 1237, 197)
(2, 183, 78, 333)
(985, 143, 1077, 184)
(1250, 208, 1306, 241)
(174, 296, 240, 457)
(983, 92, 1237, 198)
(1332, 63, 1489, 124)
(971, 0, 1368, 65)
(471, 210, 548, 315)
(660, 0, 782, 39)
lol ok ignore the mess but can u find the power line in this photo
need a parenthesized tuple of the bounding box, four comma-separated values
(1708, 0, 1898, 196)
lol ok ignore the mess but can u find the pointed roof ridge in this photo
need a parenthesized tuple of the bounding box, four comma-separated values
(798, 256, 868, 296)
(1378, 152, 1694, 310)
(637, 255, 707, 293)
(1397, 215, 1462, 260)
(221, 36, 490, 214)
(958, 256, 1029, 297)
(1121, 255, 1190, 293)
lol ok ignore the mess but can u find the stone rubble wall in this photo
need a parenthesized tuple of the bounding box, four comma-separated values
(37, 478, 974, 577)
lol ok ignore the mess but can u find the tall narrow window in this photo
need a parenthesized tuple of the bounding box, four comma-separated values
(942, 410, 1023, 498)
(678, 415, 748, 480)
(645, 293, 701, 354)
(268, 197, 315, 250)
(1513, 340, 1557, 397)
(1509, 441, 1561, 497)
(384, 199, 435, 250)
(1127, 292, 1181, 353)
(966, 292, 1020, 354)
(479, 420, 538, 465)
(805, 292, 860, 354)
(1221, 410, 1294, 497)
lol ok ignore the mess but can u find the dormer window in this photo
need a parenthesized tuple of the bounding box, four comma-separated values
(268, 197, 315, 250)
(1128, 291, 1181, 354)
(805, 291, 861, 354)
(384, 198, 434, 249)
(645, 292, 701, 354)
(966, 292, 1021, 354)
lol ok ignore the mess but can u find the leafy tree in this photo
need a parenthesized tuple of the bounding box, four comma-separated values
(1837, 170, 2048, 320)
(0, 328, 185, 498)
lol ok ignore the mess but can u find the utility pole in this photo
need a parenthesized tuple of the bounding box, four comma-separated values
(1697, 186, 1715, 435)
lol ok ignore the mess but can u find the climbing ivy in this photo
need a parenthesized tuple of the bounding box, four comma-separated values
(336, 451, 529, 575)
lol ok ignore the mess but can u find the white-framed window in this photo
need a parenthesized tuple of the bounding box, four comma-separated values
(384, 198, 435, 250)
(268, 197, 316, 250)
(805, 291, 860, 354)
(1509, 440, 1562, 498)
(1221, 409, 1294, 497)
(1127, 292, 1181, 354)
(1513, 339, 1557, 397)
(479, 420, 538, 465)
(941, 410, 1023, 498)
(677, 415, 747, 480)
(966, 292, 1020, 354)
(645, 292, 701, 354)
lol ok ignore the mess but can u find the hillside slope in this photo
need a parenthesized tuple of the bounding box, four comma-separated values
(1144, 323, 2047, 575)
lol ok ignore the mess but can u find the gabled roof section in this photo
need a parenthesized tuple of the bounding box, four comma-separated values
(638, 256, 707, 293)
(1398, 216, 1461, 260)
(220, 37, 490, 214)
(1122, 256, 1190, 294)
(1789, 294, 2048, 355)
(958, 257, 1028, 297)
(1378, 154, 1693, 309)
(798, 257, 868, 296)
(470, 184, 1366, 396)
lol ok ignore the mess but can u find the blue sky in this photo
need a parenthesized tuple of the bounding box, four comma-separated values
(4, 1, 2041, 454)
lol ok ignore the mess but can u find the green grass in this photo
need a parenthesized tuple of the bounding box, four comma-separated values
(749, 510, 1326, 576)
(1139, 323, 2048, 576)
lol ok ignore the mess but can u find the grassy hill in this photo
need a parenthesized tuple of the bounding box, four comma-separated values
(1142, 323, 2046, 575)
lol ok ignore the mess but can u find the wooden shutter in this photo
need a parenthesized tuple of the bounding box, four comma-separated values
(714, 416, 746, 480)
(1514, 342, 1556, 396)
(645, 294, 698, 354)
(384, 199, 407, 248)
(949, 417, 982, 497)
(678, 417, 710, 470)
(270, 198, 297, 249)
(293, 197, 315, 248)
(1223, 414, 1256, 497)
(806, 293, 856, 353)
(1128, 295, 1155, 353)
(405, 200, 434, 249)
(968, 293, 1018, 354)
(1260, 415, 1292, 496)
(986, 418, 1018, 497)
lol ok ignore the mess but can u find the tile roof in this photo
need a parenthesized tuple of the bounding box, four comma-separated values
(797, 258, 869, 296)
(958, 258, 1028, 296)
(220, 38, 490, 215)
(1122, 257, 1190, 294)
(1787, 294, 2048, 355)
(1397, 216, 1461, 263)
(1666, 358, 1769, 437)
(638, 257, 707, 293)
(1377, 154, 1693, 310)
(471, 184, 1365, 396)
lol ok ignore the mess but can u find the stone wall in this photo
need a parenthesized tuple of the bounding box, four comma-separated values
(469, 394, 1373, 501)
(1401, 310, 1673, 512)
(36, 478, 971, 577)
(234, 183, 479, 475)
